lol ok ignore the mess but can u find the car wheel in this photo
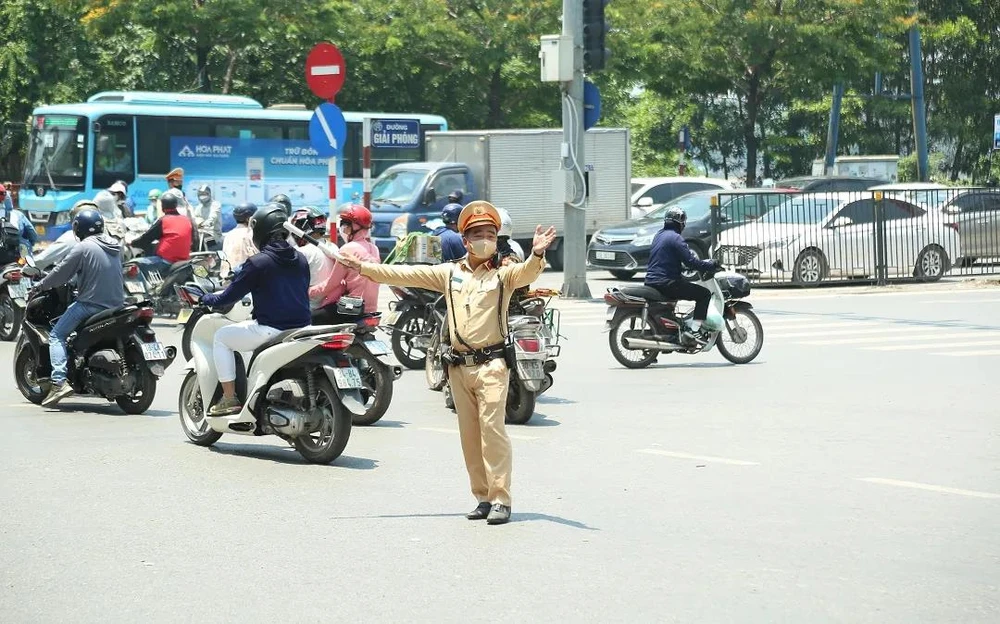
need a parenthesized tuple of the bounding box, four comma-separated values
(792, 249, 827, 285)
(914, 245, 948, 282)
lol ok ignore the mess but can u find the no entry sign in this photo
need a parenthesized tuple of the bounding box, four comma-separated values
(305, 42, 346, 100)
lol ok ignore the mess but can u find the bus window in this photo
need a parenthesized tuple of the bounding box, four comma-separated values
(216, 122, 282, 140)
(343, 122, 363, 179)
(137, 116, 168, 174)
(23, 114, 88, 191)
(286, 121, 309, 141)
(93, 115, 135, 188)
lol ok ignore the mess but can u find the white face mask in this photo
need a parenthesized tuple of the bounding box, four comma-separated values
(467, 239, 496, 258)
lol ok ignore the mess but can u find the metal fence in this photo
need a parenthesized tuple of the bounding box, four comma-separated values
(709, 187, 1000, 286)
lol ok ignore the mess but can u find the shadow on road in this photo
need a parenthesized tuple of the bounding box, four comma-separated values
(44, 403, 174, 418)
(207, 442, 379, 469)
(611, 361, 761, 371)
(522, 413, 561, 427)
(536, 395, 575, 406)
(362, 419, 408, 429)
(325, 511, 597, 529)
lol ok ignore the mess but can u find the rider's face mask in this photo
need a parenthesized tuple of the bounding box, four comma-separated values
(198, 193, 210, 203)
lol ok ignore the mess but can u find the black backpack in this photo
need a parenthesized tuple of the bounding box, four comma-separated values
(0, 219, 21, 264)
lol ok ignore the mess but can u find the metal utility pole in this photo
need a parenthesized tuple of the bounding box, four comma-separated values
(909, 8, 930, 182)
(560, 0, 590, 299)
(824, 83, 844, 175)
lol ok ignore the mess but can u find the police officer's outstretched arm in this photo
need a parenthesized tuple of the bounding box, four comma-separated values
(499, 225, 556, 290)
(339, 250, 450, 293)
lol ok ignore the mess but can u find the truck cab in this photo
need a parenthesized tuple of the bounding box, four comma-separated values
(368, 162, 476, 257)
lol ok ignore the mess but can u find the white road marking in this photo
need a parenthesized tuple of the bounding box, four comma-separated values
(772, 325, 942, 339)
(418, 426, 538, 441)
(921, 298, 1000, 304)
(799, 331, 991, 346)
(931, 349, 1000, 357)
(867, 339, 1000, 351)
(857, 477, 1000, 499)
(310, 65, 341, 76)
(636, 449, 759, 466)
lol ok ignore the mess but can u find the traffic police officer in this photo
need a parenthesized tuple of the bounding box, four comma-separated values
(338, 201, 556, 525)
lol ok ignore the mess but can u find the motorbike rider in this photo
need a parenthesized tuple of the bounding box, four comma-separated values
(269, 194, 293, 217)
(496, 208, 524, 264)
(34, 200, 98, 272)
(310, 204, 380, 325)
(644, 205, 719, 339)
(194, 184, 222, 250)
(432, 195, 467, 262)
(36, 208, 125, 407)
(221, 202, 258, 277)
(144, 189, 162, 224)
(288, 206, 335, 309)
(201, 204, 312, 416)
(108, 181, 136, 218)
(0, 184, 38, 260)
(129, 192, 193, 274)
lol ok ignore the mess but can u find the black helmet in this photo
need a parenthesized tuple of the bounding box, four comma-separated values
(447, 189, 464, 203)
(269, 194, 292, 216)
(232, 202, 257, 224)
(72, 208, 105, 240)
(291, 206, 327, 238)
(159, 192, 179, 214)
(664, 206, 687, 232)
(441, 203, 462, 225)
(250, 203, 289, 250)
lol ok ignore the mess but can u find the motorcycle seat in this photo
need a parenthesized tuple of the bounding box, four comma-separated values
(247, 325, 354, 370)
(84, 306, 125, 326)
(167, 260, 192, 274)
(619, 285, 676, 304)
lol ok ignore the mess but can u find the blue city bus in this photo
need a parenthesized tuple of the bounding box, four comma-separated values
(19, 91, 448, 241)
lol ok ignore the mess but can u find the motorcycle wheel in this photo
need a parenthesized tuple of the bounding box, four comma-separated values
(115, 365, 157, 414)
(177, 370, 223, 446)
(0, 290, 22, 341)
(390, 308, 429, 369)
(424, 329, 447, 391)
(180, 308, 206, 360)
(14, 343, 47, 405)
(505, 380, 536, 425)
(292, 376, 353, 464)
(347, 345, 393, 426)
(608, 310, 659, 369)
(716, 308, 764, 365)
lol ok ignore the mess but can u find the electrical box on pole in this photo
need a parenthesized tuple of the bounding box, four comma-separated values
(582, 0, 610, 73)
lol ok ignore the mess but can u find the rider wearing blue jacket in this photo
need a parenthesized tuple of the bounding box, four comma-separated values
(432, 191, 467, 262)
(644, 206, 719, 334)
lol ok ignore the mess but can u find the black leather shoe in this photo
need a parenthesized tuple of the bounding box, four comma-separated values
(466, 502, 491, 520)
(486, 503, 511, 525)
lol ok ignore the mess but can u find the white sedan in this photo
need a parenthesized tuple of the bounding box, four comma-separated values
(715, 192, 961, 284)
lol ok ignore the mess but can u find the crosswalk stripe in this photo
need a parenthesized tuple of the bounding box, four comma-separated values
(799, 331, 997, 346)
(866, 339, 1000, 351)
(931, 349, 1000, 357)
(771, 325, 943, 339)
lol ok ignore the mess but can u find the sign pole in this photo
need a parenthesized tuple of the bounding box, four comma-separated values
(362, 117, 372, 209)
(561, 0, 590, 299)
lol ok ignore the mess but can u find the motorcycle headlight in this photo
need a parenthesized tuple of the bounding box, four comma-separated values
(763, 236, 798, 250)
(632, 233, 655, 247)
(390, 215, 409, 239)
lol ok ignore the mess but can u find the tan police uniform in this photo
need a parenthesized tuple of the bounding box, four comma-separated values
(357, 227, 544, 509)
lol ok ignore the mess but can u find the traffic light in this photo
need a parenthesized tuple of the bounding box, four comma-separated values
(582, 0, 610, 73)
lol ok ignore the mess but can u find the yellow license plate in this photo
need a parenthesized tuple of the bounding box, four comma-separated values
(35, 226, 45, 236)
(177, 308, 193, 324)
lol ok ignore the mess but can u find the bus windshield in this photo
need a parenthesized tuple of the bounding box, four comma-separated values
(370, 169, 428, 205)
(23, 115, 88, 191)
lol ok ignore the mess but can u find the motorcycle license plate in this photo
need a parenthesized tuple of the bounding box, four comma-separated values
(125, 280, 146, 294)
(140, 341, 168, 361)
(383, 310, 401, 325)
(517, 359, 545, 380)
(8, 282, 28, 299)
(176, 308, 193, 324)
(332, 366, 363, 389)
(604, 305, 614, 330)
(366, 340, 390, 356)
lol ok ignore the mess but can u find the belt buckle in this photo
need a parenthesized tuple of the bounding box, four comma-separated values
(462, 353, 476, 367)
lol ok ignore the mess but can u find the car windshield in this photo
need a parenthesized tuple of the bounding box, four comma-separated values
(759, 196, 836, 224)
(646, 192, 713, 220)
(370, 169, 427, 204)
(22, 114, 88, 191)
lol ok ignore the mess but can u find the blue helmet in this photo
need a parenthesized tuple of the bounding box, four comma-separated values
(441, 203, 463, 225)
(72, 208, 105, 240)
(232, 202, 257, 224)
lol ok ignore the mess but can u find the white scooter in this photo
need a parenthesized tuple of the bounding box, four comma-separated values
(175, 284, 366, 464)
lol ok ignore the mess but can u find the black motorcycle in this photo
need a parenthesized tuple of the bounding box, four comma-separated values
(14, 267, 177, 413)
(123, 248, 220, 317)
(385, 286, 445, 369)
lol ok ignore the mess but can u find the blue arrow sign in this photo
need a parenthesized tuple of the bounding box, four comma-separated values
(583, 80, 602, 130)
(309, 102, 347, 157)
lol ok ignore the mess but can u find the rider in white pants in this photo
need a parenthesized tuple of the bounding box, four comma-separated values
(200, 203, 312, 416)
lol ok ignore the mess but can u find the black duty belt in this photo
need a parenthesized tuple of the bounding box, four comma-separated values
(452, 343, 505, 367)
